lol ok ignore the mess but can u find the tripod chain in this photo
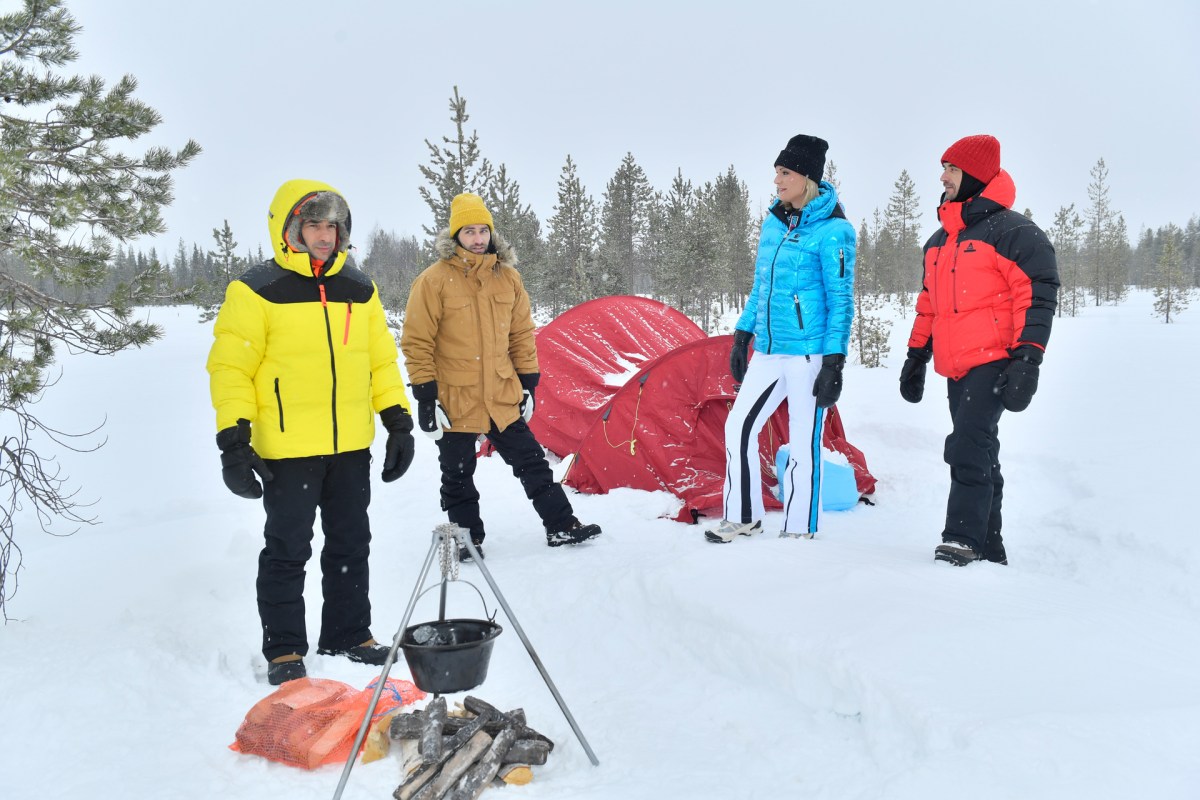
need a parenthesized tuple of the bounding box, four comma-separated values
(437, 527, 460, 582)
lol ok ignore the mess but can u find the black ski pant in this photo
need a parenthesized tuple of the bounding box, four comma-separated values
(943, 361, 1006, 556)
(258, 449, 373, 661)
(436, 418, 573, 540)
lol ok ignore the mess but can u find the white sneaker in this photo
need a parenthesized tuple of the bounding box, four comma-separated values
(704, 519, 762, 543)
(779, 531, 815, 540)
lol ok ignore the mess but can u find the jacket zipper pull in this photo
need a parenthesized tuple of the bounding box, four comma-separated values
(839, 248, 845, 277)
(318, 284, 327, 307)
(343, 302, 351, 345)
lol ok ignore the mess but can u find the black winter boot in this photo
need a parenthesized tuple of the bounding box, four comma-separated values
(934, 539, 981, 566)
(317, 639, 390, 665)
(458, 533, 486, 562)
(546, 517, 602, 547)
(267, 655, 306, 685)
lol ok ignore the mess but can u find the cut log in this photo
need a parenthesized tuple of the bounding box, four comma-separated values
(393, 709, 496, 800)
(447, 727, 518, 800)
(502, 739, 549, 766)
(443, 710, 553, 752)
(420, 697, 448, 764)
(390, 710, 426, 740)
(498, 764, 534, 785)
(421, 729, 492, 800)
(458, 695, 520, 729)
(363, 709, 400, 764)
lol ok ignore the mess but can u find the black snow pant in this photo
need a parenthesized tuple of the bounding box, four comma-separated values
(436, 418, 573, 540)
(943, 361, 1006, 557)
(258, 449, 373, 661)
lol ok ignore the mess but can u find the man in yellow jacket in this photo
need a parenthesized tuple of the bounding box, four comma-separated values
(206, 179, 414, 685)
(401, 193, 601, 560)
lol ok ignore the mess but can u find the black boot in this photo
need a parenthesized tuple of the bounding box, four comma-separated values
(546, 517, 602, 547)
(934, 539, 981, 566)
(459, 533, 486, 562)
(267, 655, 306, 685)
(317, 639, 390, 665)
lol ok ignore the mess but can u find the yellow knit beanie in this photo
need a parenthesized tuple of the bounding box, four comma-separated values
(448, 193, 494, 236)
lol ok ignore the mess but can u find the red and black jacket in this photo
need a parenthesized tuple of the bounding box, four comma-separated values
(908, 169, 1059, 380)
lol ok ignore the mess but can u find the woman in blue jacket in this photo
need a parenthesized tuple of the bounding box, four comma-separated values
(706, 134, 856, 543)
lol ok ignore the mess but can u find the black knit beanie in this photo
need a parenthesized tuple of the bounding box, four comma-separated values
(774, 134, 829, 181)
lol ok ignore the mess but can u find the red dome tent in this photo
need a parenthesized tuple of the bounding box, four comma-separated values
(561, 335, 876, 523)
(528, 296, 706, 458)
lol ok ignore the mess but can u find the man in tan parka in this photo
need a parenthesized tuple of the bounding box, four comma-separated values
(402, 193, 601, 560)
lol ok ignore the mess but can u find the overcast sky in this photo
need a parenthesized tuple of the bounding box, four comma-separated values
(65, 0, 1199, 260)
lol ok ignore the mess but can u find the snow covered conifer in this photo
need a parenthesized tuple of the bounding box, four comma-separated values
(1152, 224, 1193, 323)
(0, 0, 199, 615)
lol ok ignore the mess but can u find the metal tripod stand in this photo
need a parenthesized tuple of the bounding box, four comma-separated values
(333, 523, 599, 799)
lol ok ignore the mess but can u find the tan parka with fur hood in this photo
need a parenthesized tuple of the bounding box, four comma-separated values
(401, 230, 538, 434)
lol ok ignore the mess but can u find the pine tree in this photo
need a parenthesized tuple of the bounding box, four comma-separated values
(881, 170, 923, 312)
(1049, 204, 1086, 317)
(1083, 158, 1128, 305)
(824, 159, 840, 193)
(361, 227, 422, 313)
(417, 86, 484, 244)
(704, 166, 755, 327)
(596, 153, 654, 297)
(850, 218, 892, 368)
(651, 169, 694, 316)
(545, 156, 598, 313)
(0, 0, 199, 616)
(1152, 224, 1193, 322)
(480, 163, 545, 312)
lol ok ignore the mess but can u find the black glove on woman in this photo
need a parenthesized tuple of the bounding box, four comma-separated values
(812, 353, 845, 409)
(729, 330, 753, 384)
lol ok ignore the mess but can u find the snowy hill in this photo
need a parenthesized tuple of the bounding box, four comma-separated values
(2, 293, 1198, 799)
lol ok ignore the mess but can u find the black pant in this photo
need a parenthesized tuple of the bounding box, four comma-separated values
(258, 449, 373, 660)
(436, 418, 573, 539)
(943, 362, 1006, 554)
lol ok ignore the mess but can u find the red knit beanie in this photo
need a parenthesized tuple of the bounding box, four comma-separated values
(941, 135, 1001, 183)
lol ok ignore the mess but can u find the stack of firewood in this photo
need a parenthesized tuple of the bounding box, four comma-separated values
(388, 695, 555, 799)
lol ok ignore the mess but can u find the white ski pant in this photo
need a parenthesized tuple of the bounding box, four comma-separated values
(722, 352, 825, 534)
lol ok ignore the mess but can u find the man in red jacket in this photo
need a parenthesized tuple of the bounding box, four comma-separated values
(899, 135, 1059, 566)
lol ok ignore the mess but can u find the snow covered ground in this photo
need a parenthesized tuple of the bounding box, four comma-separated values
(2, 292, 1198, 799)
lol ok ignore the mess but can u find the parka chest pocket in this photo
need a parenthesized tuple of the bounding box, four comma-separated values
(444, 295, 475, 323)
(491, 292, 515, 328)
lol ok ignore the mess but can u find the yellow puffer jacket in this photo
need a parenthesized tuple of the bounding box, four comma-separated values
(401, 230, 538, 434)
(206, 179, 409, 459)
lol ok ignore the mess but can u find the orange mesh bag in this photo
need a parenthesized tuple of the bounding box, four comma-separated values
(231, 677, 425, 769)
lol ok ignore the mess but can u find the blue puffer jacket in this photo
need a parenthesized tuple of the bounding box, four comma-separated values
(735, 182, 855, 356)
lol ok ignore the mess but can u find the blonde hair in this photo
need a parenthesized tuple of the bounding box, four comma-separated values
(783, 178, 822, 212)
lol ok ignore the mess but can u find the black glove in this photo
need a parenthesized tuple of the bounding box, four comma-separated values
(215, 418, 273, 499)
(730, 330, 752, 384)
(812, 353, 845, 409)
(899, 345, 932, 404)
(993, 345, 1042, 412)
(518, 372, 539, 422)
(411, 380, 451, 440)
(379, 405, 415, 482)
